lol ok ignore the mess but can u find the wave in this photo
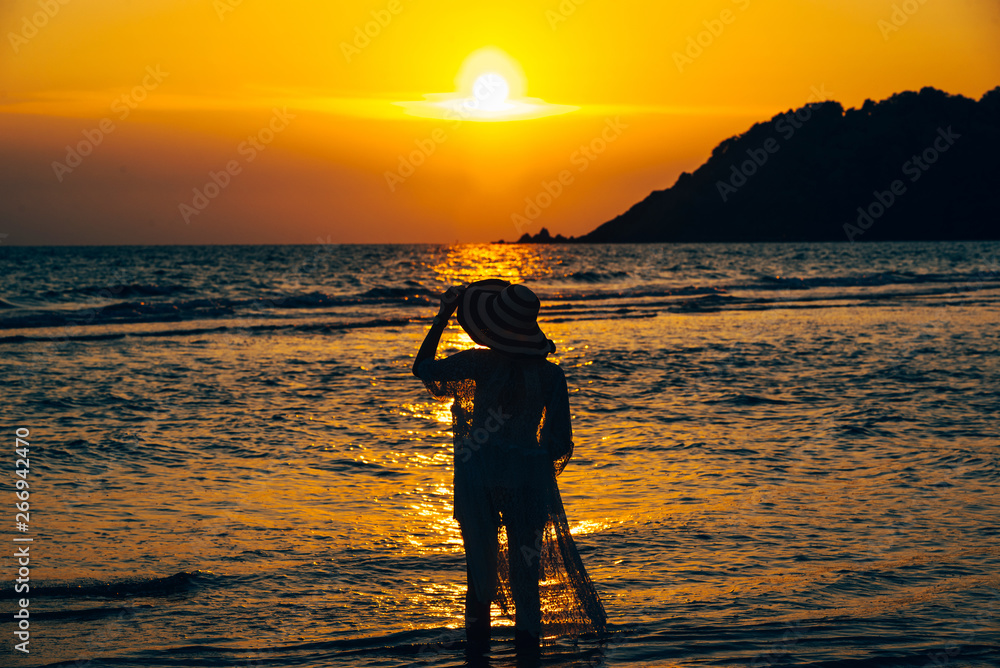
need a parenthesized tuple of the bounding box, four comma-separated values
(542, 269, 1000, 304)
(95, 618, 995, 668)
(0, 570, 211, 600)
(41, 283, 191, 300)
(0, 289, 432, 331)
(3, 280, 999, 343)
(1, 267, 996, 337)
(0, 317, 411, 344)
(30, 604, 153, 622)
(751, 269, 1000, 290)
(562, 270, 631, 283)
(705, 392, 796, 406)
(360, 285, 438, 300)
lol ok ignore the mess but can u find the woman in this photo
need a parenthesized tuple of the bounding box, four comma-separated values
(412, 279, 607, 656)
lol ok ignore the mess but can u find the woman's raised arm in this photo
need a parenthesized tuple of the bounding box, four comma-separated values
(412, 285, 464, 377)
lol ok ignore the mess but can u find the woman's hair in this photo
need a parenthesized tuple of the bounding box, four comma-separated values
(494, 353, 546, 418)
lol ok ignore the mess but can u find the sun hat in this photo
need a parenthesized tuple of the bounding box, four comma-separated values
(456, 279, 556, 357)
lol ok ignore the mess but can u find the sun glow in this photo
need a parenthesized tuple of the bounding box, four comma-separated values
(472, 73, 511, 111)
(395, 46, 577, 122)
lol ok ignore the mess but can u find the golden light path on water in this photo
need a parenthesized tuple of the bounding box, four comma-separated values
(379, 243, 620, 627)
(426, 243, 555, 288)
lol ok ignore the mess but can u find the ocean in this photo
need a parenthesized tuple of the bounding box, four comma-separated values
(1, 242, 998, 667)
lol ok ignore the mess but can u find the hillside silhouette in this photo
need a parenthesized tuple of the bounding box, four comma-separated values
(510, 86, 1000, 243)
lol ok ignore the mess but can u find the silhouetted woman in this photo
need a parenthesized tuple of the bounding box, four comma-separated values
(412, 279, 606, 657)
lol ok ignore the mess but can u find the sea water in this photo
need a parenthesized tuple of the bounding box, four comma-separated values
(1, 242, 998, 667)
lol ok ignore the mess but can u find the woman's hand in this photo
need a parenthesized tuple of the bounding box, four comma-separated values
(438, 285, 464, 318)
(413, 285, 464, 376)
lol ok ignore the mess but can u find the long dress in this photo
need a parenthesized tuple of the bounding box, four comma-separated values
(415, 347, 607, 637)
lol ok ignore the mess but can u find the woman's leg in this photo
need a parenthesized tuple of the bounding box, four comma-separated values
(465, 568, 490, 651)
(460, 520, 497, 653)
(505, 490, 546, 641)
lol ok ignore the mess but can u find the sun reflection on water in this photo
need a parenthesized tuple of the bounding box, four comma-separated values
(569, 519, 613, 536)
(429, 244, 554, 288)
(397, 244, 586, 630)
(398, 401, 454, 425)
(409, 581, 466, 625)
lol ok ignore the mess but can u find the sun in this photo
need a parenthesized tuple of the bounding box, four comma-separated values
(394, 47, 577, 122)
(471, 73, 511, 112)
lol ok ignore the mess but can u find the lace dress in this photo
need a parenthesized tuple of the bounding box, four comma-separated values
(416, 348, 607, 637)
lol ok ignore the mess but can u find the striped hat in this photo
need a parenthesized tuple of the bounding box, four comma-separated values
(457, 279, 555, 357)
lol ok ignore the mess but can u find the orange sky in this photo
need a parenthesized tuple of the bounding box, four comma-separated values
(1, 0, 998, 244)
